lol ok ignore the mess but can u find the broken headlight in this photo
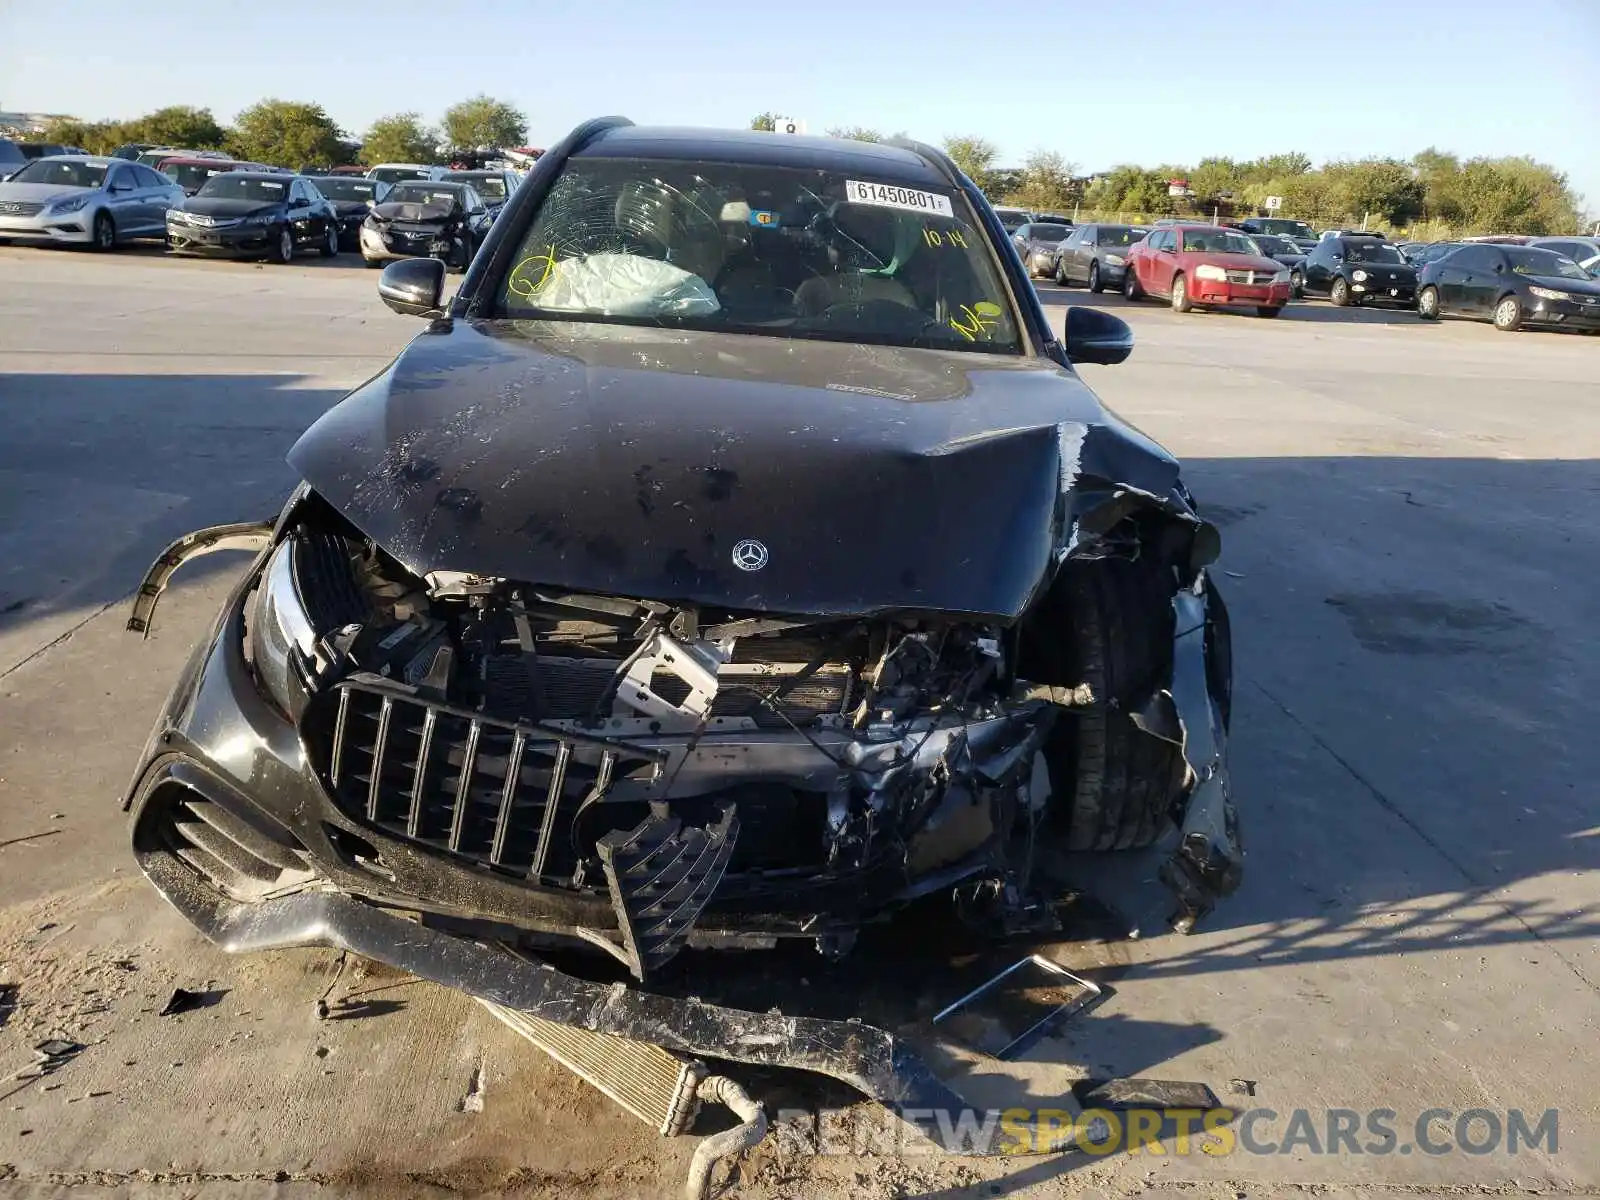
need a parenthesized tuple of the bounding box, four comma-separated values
(248, 537, 319, 713)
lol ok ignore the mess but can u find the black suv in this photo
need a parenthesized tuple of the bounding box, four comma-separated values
(122, 119, 1240, 1131)
(1300, 233, 1417, 307)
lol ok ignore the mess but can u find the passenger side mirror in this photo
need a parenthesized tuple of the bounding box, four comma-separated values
(1064, 307, 1133, 366)
(378, 256, 446, 318)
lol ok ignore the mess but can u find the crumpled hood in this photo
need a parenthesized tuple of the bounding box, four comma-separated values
(289, 320, 1189, 620)
(371, 201, 452, 224)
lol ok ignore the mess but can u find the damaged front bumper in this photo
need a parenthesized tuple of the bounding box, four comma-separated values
(123, 519, 1240, 1135)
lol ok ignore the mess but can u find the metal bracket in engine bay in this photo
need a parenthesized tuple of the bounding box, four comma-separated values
(612, 628, 735, 731)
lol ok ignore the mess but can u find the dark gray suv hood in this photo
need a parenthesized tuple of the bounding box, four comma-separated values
(289, 319, 1189, 620)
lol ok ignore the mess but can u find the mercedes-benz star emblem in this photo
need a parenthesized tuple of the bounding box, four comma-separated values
(732, 539, 769, 572)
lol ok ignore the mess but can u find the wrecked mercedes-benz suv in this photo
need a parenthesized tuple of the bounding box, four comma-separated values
(125, 119, 1240, 1136)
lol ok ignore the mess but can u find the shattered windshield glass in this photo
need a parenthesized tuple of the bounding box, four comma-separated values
(498, 156, 1023, 353)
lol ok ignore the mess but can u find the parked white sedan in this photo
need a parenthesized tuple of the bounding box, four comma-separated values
(0, 155, 184, 250)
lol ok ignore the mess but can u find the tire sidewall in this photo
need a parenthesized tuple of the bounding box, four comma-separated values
(1171, 274, 1189, 312)
(1331, 277, 1349, 306)
(1418, 285, 1440, 319)
(1494, 296, 1522, 331)
(272, 226, 293, 264)
(93, 211, 115, 251)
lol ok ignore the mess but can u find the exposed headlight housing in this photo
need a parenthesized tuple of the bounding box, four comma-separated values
(1195, 264, 1227, 281)
(1351, 269, 1369, 282)
(49, 193, 92, 214)
(247, 538, 320, 714)
(1528, 286, 1571, 301)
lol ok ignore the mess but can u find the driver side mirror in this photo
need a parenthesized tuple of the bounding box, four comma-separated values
(1064, 307, 1133, 366)
(378, 257, 446, 318)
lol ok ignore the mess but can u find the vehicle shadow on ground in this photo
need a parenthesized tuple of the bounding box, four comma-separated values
(0, 373, 351, 656)
(1113, 454, 1600, 980)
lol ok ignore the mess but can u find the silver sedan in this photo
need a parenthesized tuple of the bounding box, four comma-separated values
(0, 155, 184, 250)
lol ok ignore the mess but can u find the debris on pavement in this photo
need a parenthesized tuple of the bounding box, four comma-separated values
(1229, 1078, 1259, 1097)
(159, 988, 205, 1016)
(1077, 1078, 1219, 1110)
(459, 1057, 487, 1113)
(32, 1038, 82, 1065)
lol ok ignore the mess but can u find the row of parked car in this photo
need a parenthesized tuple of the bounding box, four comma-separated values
(999, 207, 1600, 333)
(0, 141, 527, 270)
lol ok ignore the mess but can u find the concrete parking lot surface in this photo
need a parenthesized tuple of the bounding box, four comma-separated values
(1, 246, 1596, 1199)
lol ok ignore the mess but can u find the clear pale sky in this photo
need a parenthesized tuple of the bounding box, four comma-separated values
(2, 0, 1596, 210)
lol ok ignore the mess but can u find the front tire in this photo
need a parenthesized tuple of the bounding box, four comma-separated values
(1123, 266, 1143, 301)
(1171, 273, 1192, 313)
(1055, 257, 1069, 287)
(1493, 295, 1523, 331)
(1088, 260, 1103, 294)
(320, 222, 338, 258)
(91, 211, 116, 252)
(269, 226, 294, 264)
(1417, 285, 1441, 320)
(1290, 269, 1304, 298)
(1330, 277, 1351, 306)
(1028, 557, 1187, 852)
(1256, 305, 1282, 318)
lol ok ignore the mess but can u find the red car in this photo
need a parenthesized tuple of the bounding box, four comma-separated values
(1124, 224, 1292, 317)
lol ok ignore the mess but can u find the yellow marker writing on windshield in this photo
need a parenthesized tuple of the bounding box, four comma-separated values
(949, 300, 1003, 341)
(923, 227, 969, 249)
(507, 244, 559, 299)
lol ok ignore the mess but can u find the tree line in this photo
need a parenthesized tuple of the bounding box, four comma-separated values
(38, 98, 529, 168)
(748, 116, 1584, 236)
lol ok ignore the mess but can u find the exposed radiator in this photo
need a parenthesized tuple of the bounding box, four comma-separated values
(476, 998, 703, 1136)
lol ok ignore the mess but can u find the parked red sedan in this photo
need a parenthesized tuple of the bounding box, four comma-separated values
(1124, 224, 1292, 317)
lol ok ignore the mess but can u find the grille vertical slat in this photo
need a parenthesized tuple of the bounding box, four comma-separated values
(331, 688, 351, 786)
(491, 730, 526, 866)
(408, 707, 437, 838)
(529, 740, 572, 879)
(449, 721, 481, 852)
(367, 696, 393, 821)
(317, 680, 663, 885)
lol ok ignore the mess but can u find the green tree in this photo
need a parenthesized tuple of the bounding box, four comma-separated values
(1457, 156, 1581, 234)
(1412, 148, 1464, 222)
(1278, 170, 1341, 223)
(750, 112, 777, 131)
(1189, 156, 1243, 203)
(363, 112, 438, 165)
(133, 105, 227, 150)
(1085, 165, 1175, 216)
(41, 118, 123, 155)
(229, 100, 345, 167)
(1005, 149, 1078, 212)
(1245, 152, 1312, 180)
(1330, 158, 1425, 226)
(441, 95, 527, 150)
(942, 135, 999, 194)
(825, 125, 883, 142)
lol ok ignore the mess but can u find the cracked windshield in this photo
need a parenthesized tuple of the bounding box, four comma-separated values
(499, 157, 1023, 353)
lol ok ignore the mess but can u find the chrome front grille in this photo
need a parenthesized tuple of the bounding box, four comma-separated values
(318, 676, 665, 882)
(0, 201, 43, 217)
(1225, 269, 1271, 285)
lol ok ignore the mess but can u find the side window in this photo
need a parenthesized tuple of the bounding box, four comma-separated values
(290, 181, 306, 203)
(1082, 228, 1097, 247)
(303, 181, 324, 203)
(1537, 241, 1581, 259)
(1456, 247, 1495, 271)
(107, 165, 132, 191)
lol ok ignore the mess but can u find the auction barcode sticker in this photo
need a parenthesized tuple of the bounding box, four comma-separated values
(845, 180, 955, 218)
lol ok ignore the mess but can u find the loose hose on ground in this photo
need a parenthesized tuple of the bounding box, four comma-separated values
(684, 1074, 768, 1200)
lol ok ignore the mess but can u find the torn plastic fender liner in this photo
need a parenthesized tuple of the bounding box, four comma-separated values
(136, 846, 1082, 1155)
(126, 521, 276, 638)
(1158, 577, 1243, 931)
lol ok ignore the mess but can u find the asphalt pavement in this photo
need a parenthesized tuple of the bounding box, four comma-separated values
(0, 245, 1596, 1199)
